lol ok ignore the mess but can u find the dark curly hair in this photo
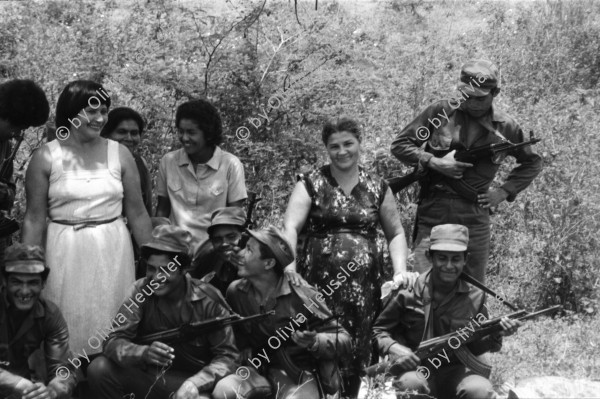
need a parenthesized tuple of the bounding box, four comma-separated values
(0, 79, 50, 128)
(321, 117, 361, 145)
(100, 107, 145, 138)
(175, 99, 222, 147)
(55, 80, 111, 130)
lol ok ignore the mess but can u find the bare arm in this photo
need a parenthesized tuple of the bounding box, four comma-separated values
(282, 181, 312, 285)
(379, 187, 415, 286)
(120, 145, 152, 246)
(22, 146, 51, 246)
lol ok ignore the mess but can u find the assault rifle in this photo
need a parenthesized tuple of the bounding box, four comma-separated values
(245, 191, 261, 230)
(386, 131, 541, 195)
(363, 305, 561, 378)
(135, 311, 275, 345)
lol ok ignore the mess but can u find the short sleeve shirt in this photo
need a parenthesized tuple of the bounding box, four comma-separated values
(157, 146, 247, 253)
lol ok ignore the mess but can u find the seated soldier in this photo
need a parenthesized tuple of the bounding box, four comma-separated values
(0, 243, 78, 399)
(88, 225, 239, 399)
(192, 207, 246, 295)
(216, 226, 352, 399)
(372, 224, 521, 399)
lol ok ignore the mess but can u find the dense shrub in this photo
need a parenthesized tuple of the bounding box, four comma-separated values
(1, 0, 598, 316)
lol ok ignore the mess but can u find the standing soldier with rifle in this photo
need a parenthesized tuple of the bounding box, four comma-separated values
(0, 80, 49, 267)
(371, 224, 523, 399)
(88, 225, 240, 399)
(391, 60, 542, 281)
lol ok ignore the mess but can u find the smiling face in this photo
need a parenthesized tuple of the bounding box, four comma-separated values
(73, 104, 108, 140)
(177, 118, 208, 158)
(237, 238, 274, 278)
(326, 131, 361, 171)
(210, 225, 243, 256)
(5, 273, 44, 312)
(145, 253, 186, 298)
(107, 119, 140, 153)
(429, 250, 467, 287)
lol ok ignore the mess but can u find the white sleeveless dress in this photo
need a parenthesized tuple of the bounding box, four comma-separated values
(43, 139, 134, 355)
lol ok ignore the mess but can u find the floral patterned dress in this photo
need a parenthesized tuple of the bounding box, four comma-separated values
(297, 165, 387, 375)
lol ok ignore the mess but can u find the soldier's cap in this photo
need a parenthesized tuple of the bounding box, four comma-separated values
(429, 224, 469, 252)
(141, 225, 192, 257)
(457, 59, 499, 97)
(207, 207, 246, 235)
(3, 243, 46, 274)
(246, 226, 294, 267)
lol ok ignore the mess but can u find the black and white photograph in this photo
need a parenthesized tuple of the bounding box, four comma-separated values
(0, 0, 598, 398)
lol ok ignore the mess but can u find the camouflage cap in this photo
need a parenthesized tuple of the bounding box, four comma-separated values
(457, 59, 500, 97)
(3, 243, 46, 274)
(141, 225, 192, 258)
(246, 226, 294, 267)
(429, 224, 469, 252)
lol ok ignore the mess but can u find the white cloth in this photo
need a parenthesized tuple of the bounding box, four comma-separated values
(43, 139, 134, 355)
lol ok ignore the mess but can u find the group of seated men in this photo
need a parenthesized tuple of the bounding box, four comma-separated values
(2, 205, 521, 399)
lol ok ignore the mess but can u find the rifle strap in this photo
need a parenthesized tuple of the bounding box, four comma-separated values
(454, 346, 492, 378)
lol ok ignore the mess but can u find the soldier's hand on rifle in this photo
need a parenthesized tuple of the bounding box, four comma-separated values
(428, 150, 473, 179)
(142, 341, 175, 367)
(388, 343, 420, 370)
(174, 380, 200, 399)
(292, 330, 318, 350)
(477, 188, 509, 209)
(20, 382, 57, 399)
(498, 317, 522, 337)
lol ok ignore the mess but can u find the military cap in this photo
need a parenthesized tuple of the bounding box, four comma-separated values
(141, 225, 192, 258)
(246, 226, 294, 267)
(207, 207, 246, 235)
(457, 59, 500, 97)
(429, 224, 469, 252)
(3, 243, 46, 274)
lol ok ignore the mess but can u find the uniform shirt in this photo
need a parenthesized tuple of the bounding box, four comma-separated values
(226, 276, 352, 373)
(0, 291, 78, 396)
(391, 101, 542, 201)
(373, 271, 502, 363)
(103, 274, 239, 392)
(157, 146, 247, 253)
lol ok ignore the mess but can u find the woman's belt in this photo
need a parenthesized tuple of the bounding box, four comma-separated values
(51, 216, 120, 231)
(307, 228, 377, 239)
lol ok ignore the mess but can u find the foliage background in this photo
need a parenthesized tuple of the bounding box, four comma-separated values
(1, 0, 599, 394)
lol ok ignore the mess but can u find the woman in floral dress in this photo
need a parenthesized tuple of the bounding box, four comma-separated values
(283, 118, 415, 397)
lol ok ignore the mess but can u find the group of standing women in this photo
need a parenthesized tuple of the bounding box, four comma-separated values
(18, 79, 414, 398)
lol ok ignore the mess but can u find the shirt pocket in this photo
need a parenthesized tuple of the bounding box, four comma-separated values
(209, 182, 225, 198)
(168, 177, 193, 204)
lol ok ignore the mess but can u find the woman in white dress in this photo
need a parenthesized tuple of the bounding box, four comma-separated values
(22, 80, 152, 356)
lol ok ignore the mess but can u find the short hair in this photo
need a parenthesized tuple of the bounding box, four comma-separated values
(257, 241, 284, 276)
(101, 107, 145, 138)
(322, 117, 361, 145)
(0, 79, 50, 128)
(55, 80, 111, 130)
(175, 99, 222, 147)
(141, 247, 191, 270)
